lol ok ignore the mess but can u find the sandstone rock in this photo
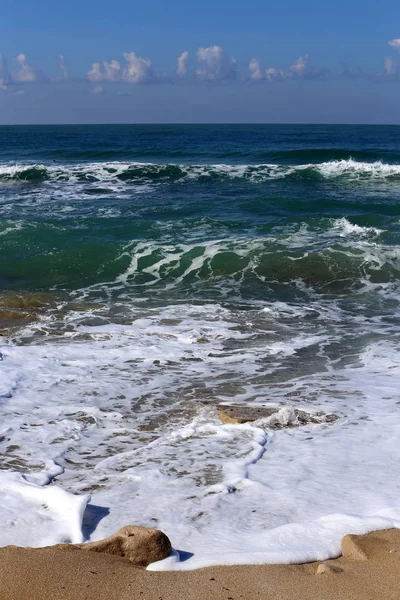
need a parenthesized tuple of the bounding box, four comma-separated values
(217, 404, 279, 425)
(217, 403, 338, 428)
(341, 535, 368, 561)
(316, 562, 344, 574)
(56, 526, 172, 567)
(81, 526, 171, 566)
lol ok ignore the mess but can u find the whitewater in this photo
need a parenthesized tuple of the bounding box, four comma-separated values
(1, 158, 400, 186)
(1, 124, 400, 570)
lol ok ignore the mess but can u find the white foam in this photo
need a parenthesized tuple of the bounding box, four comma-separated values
(1, 158, 400, 188)
(0, 221, 24, 236)
(2, 294, 400, 569)
(150, 510, 400, 570)
(0, 469, 89, 546)
(314, 158, 400, 179)
(0, 164, 41, 177)
(331, 217, 383, 237)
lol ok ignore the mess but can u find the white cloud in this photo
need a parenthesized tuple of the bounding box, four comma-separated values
(249, 58, 263, 80)
(265, 67, 285, 82)
(177, 51, 189, 76)
(289, 54, 308, 76)
(87, 62, 102, 81)
(287, 53, 326, 79)
(388, 38, 400, 51)
(103, 59, 122, 81)
(87, 52, 155, 84)
(88, 60, 122, 82)
(249, 53, 326, 82)
(248, 58, 286, 82)
(12, 53, 42, 82)
(0, 53, 44, 90)
(196, 46, 237, 80)
(123, 52, 154, 83)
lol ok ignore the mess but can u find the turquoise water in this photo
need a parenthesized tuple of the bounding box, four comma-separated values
(1, 125, 400, 299)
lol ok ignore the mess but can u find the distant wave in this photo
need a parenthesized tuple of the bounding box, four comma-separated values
(1, 159, 400, 185)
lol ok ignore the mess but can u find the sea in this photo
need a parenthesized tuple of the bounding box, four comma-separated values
(1, 124, 400, 569)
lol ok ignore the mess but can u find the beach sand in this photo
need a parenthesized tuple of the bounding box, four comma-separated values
(1, 528, 400, 600)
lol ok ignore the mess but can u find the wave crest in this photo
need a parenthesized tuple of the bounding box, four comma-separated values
(1, 159, 400, 186)
(113, 235, 400, 293)
(0, 165, 49, 182)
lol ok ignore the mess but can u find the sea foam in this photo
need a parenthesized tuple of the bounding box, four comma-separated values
(2, 301, 400, 569)
(1, 159, 400, 186)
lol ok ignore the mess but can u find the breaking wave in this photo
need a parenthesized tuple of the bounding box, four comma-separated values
(0, 214, 395, 293)
(112, 231, 400, 293)
(1, 159, 400, 185)
(0, 165, 49, 183)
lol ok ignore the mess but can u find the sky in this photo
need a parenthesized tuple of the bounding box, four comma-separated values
(1, 0, 400, 124)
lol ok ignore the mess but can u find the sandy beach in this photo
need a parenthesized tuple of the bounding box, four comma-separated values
(1, 528, 400, 600)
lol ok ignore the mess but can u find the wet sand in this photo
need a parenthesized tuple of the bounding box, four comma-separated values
(1, 528, 400, 600)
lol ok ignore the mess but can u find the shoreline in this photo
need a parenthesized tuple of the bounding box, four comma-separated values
(1, 528, 400, 599)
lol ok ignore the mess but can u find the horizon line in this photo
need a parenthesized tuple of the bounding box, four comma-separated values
(1, 122, 400, 127)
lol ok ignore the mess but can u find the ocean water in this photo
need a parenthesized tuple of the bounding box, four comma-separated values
(1, 124, 400, 569)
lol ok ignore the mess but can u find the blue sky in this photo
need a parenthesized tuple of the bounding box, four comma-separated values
(1, 0, 400, 123)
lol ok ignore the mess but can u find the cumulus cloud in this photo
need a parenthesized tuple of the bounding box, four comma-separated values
(124, 52, 155, 83)
(388, 38, 400, 51)
(12, 53, 46, 83)
(249, 58, 263, 80)
(249, 53, 327, 82)
(177, 51, 189, 76)
(87, 52, 155, 84)
(87, 62, 102, 81)
(250, 60, 285, 82)
(103, 59, 122, 81)
(289, 54, 308, 76)
(0, 52, 48, 90)
(4, 45, 399, 90)
(196, 46, 237, 81)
